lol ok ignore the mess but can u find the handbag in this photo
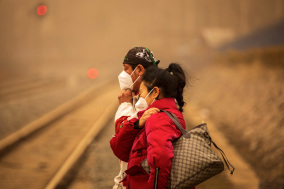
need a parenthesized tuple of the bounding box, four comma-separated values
(141, 110, 235, 189)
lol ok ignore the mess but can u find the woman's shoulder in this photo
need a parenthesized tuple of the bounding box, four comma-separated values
(145, 110, 186, 134)
(156, 109, 186, 128)
(145, 113, 171, 135)
(148, 108, 183, 117)
(147, 109, 183, 125)
(148, 110, 167, 119)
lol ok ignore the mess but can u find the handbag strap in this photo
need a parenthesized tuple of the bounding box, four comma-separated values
(154, 168, 159, 189)
(161, 110, 190, 137)
(205, 132, 235, 175)
(161, 109, 235, 175)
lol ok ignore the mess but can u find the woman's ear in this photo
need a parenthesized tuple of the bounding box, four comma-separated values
(137, 64, 145, 76)
(153, 87, 160, 99)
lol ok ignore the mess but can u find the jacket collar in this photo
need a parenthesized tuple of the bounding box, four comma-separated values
(148, 97, 178, 111)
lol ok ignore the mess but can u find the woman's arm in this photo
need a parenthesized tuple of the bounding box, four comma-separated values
(145, 113, 181, 189)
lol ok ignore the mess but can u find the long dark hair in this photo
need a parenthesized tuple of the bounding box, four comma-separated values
(141, 63, 187, 112)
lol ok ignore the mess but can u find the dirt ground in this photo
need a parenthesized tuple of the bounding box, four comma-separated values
(66, 118, 120, 189)
(188, 60, 284, 188)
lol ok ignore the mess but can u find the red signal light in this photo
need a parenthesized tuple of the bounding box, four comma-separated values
(37, 5, 47, 16)
(88, 68, 98, 79)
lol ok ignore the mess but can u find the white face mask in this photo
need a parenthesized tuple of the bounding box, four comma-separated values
(135, 88, 154, 112)
(118, 67, 140, 90)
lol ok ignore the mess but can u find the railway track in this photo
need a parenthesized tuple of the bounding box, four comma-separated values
(0, 76, 67, 102)
(0, 81, 119, 189)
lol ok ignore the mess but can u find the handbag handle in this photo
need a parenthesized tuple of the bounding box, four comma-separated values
(161, 110, 235, 175)
(161, 110, 192, 138)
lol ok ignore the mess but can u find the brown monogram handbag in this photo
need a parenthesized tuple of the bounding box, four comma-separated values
(141, 110, 235, 189)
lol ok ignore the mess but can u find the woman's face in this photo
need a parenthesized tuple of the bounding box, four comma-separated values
(139, 82, 159, 106)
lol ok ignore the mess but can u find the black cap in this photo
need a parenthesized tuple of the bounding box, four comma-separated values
(123, 47, 160, 68)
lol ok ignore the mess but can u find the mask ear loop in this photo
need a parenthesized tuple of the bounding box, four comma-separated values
(130, 76, 140, 88)
(145, 88, 154, 100)
(145, 88, 157, 105)
(130, 66, 140, 89)
(130, 66, 137, 76)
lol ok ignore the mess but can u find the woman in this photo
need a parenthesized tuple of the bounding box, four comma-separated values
(110, 63, 194, 189)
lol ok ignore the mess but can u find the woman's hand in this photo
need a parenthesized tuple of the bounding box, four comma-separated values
(139, 108, 160, 128)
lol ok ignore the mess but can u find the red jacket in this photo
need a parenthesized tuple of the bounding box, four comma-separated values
(110, 98, 195, 189)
